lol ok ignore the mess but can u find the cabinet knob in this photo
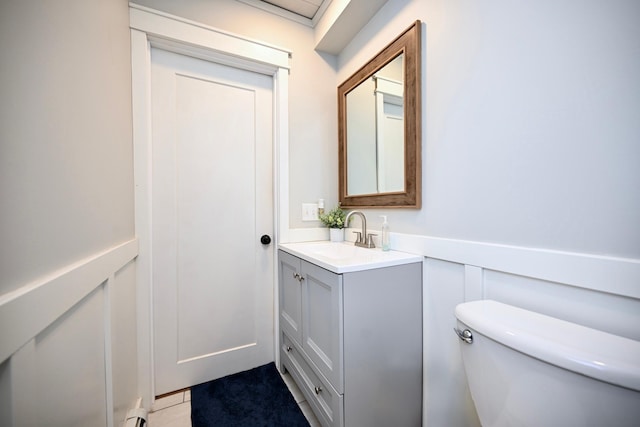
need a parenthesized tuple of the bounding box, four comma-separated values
(292, 273, 304, 282)
(314, 386, 322, 395)
(286, 346, 292, 352)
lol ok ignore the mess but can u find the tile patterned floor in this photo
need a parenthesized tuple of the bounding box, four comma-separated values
(148, 372, 321, 427)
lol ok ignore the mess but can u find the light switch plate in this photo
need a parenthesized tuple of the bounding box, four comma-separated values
(302, 203, 319, 221)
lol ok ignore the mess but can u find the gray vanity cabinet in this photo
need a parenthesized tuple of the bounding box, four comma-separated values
(278, 249, 423, 427)
(279, 250, 343, 392)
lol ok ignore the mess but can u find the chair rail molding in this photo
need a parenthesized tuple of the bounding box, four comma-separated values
(0, 238, 138, 365)
(395, 232, 640, 300)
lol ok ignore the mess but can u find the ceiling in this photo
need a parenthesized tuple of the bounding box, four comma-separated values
(239, 0, 390, 54)
(260, 0, 329, 20)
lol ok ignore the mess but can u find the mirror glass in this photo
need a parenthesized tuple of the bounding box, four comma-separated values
(346, 54, 404, 196)
(339, 21, 421, 208)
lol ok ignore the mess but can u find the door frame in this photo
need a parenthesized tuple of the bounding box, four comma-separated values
(129, 4, 291, 407)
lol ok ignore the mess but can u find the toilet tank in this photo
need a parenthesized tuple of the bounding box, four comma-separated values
(455, 300, 640, 427)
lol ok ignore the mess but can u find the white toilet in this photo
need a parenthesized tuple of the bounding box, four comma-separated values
(454, 300, 640, 427)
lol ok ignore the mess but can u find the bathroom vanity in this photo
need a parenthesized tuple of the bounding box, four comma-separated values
(278, 241, 423, 427)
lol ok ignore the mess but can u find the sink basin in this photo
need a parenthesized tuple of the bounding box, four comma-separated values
(279, 241, 422, 273)
(306, 243, 368, 260)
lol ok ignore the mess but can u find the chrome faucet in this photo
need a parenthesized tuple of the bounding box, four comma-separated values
(345, 210, 375, 248)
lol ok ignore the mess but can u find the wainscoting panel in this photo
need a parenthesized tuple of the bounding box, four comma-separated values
(482, 269, 640, 341)
(0, 239, 138, 427)
(463, 265, 483, 302)
(30, 286, 107, 426)
(111, 260, 139, 424)
(0, 356, 11, 427)
(423, 259, 479, 427)
(415, 234, 639, 427)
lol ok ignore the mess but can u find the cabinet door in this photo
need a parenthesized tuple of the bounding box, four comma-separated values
(302, 260, 344, 393)
(279, 250, 303, 345)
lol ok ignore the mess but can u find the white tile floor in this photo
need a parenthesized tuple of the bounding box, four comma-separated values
(147, 372, 321, 427)
(148, 389, 191, 427)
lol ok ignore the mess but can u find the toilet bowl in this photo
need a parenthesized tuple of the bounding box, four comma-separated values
(454, 300, 640, 427)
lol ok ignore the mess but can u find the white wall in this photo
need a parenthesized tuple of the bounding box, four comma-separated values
(335, 1, 640, 425)
(0, 0, 138, 425)
(339, 0, 640, 260)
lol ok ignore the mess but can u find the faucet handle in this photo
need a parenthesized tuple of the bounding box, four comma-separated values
(366, 233, 376, 248)
(352, 231, 363, 243)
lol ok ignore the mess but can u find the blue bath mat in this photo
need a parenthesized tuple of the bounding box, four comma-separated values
(190, 362, 310, 427)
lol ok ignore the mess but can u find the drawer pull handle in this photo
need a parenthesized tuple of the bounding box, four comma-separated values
(286, 346, 292, 352)
(314, 386, 322, 395)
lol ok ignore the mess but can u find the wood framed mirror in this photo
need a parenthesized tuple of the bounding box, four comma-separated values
(338, 21, 421, 208)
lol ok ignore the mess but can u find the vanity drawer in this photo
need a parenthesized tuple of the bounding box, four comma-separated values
(281, 333, 344, 427)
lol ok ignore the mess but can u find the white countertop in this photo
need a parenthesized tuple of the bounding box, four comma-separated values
(279, 241, 423, 273)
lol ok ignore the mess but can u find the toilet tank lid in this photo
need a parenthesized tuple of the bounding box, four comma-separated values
(455, 300, 640, 392)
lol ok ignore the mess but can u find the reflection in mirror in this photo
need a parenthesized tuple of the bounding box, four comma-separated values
(346, 55, 404, 196)
(339, 21, 421, 208)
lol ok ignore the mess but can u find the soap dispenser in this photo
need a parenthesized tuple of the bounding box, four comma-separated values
(380, 215, 390, 251)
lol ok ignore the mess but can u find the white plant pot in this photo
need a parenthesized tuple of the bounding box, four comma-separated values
(329, 228, 345, 242)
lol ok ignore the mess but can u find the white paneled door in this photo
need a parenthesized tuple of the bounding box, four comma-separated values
(150, 48, 274, 395)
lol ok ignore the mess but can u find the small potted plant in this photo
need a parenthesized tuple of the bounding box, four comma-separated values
(320, 205, 347, 242)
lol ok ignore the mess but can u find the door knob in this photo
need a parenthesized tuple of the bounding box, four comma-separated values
(260, 234, 272, 245)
